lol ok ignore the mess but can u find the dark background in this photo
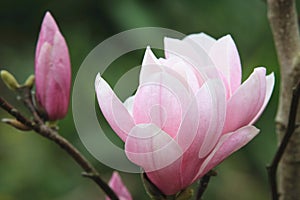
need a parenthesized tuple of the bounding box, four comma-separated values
(0, 0, 284, 199)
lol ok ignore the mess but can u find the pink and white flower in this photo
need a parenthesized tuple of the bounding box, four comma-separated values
(95, 33, 274, 195)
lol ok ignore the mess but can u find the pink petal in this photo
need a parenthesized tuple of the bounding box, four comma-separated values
(35, 42, 52, 109)
(184, 33, 216, 53)
(123, 96, 135, 116)
(139, 47, 162, 85)
(106, 172, 132, 200)
(198, 80, 226, 158)
(194, 125, 259, 181)
(125, 123, 183, 195)
(133, 70, 191, 138)
(141, 48, 191, 91)
(250, 72, 275, 124)
(159, 57, 202, 94)
(178, 80, 226, 186)
(36, 12, 59, 58)
(209, 35, 242, 95)
(164, 37, 224, 90)
(223, 67, 266, 133)
(125, 123, 182, 172)
(164, 37, 214, 70)
(95, 74, 135, 142)
(146, 159, 182, 195)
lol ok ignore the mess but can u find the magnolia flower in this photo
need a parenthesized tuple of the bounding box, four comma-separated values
(95, 33, 274, 195)
(35, 12, 71, 121)
(106, 172, 132, 200)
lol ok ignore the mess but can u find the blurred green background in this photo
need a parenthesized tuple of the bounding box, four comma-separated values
(0, 0, 284, 199)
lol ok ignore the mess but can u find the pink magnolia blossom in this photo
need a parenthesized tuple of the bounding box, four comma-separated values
(95, 33, 274, 195)
(106, 172, 132, 200)
(35, 12, 71, 121)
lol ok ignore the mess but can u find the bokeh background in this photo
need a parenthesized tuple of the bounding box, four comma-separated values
(0, 0, 286, 199)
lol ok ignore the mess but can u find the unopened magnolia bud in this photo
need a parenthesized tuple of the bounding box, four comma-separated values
(2, 118, 31, 131)
(24, 75, 35, 89)
(0, 70, 20, 90)
(35, 12, 71, 121)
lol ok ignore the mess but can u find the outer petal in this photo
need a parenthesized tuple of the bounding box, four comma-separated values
(141, 47, 193, 93)
(146, 158, 183, 195)
(209, 35, 242, 95)
(164, 37, 223, 90)
(185, 33, 216, 53)
(125, 124, 182, 172)
(223, 67, 266, 133)
(35, 42, 52, 110)
(95, 74, 135, 142)
(164, 37, 214, 70)
(123, 96, 135, 116)
(35, 12, 59, 57)
(133, 71, 191, 138)
(125, 123, 183, 195)
(193, 126, 259, 181)
(139, 47, 162, 85)
(159, 57, 202, 94)
(45, 32, 71, 119)
(250, 72, 275, 124)
(106, 172, 132, 200)
(178, 80, 226, 186)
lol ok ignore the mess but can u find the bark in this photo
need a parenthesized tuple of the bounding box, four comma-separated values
(267, 0, 300, 199)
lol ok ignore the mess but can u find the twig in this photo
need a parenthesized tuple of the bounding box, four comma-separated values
(196, 170, 217, 200)
(267, 80, 300, 200)
(0, 96, 119, 200)
(17, 86, 44, 125)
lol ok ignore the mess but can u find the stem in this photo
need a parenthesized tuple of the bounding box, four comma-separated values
(195, 170, 217, 200)
(267, 81, 300, 200)
(0, 96, 119, 200)
(17, 86, 44, 125)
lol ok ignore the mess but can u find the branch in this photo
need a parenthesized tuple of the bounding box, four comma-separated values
(195, 170, 217, 200)
(0, 96, 119, 200)
(267, 81, 300, 200)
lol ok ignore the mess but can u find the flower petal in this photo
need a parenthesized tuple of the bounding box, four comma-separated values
(123, 96, 135, 116)
(209, 35, 242, 95)
(194, 125, 259, 181)
(133, 70, 191, 138)
(95, 74, 135, 142)
(35, 12, 59, 57)
(185, 33, 216, 53)
(139, 47, 162, 85)
(250, 72, 275, 124)
(174, 80, 226, 187)
(125, 123, 182, 172)
(198, 80, 226, 158)
(223, 67, 266, 133)
(159, 57, 202, 94)
(125, 123, 183, 195)
(164, 37, 214, 69)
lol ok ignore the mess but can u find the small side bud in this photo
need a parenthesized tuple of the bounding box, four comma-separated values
(2, 118, 31, 131)
(176, 189, 194, 200)
(24, 75, 35, 89)
(0, 70, 20, 91)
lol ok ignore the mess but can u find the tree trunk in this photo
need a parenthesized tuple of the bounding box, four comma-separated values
(267, 0, 300, 199)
